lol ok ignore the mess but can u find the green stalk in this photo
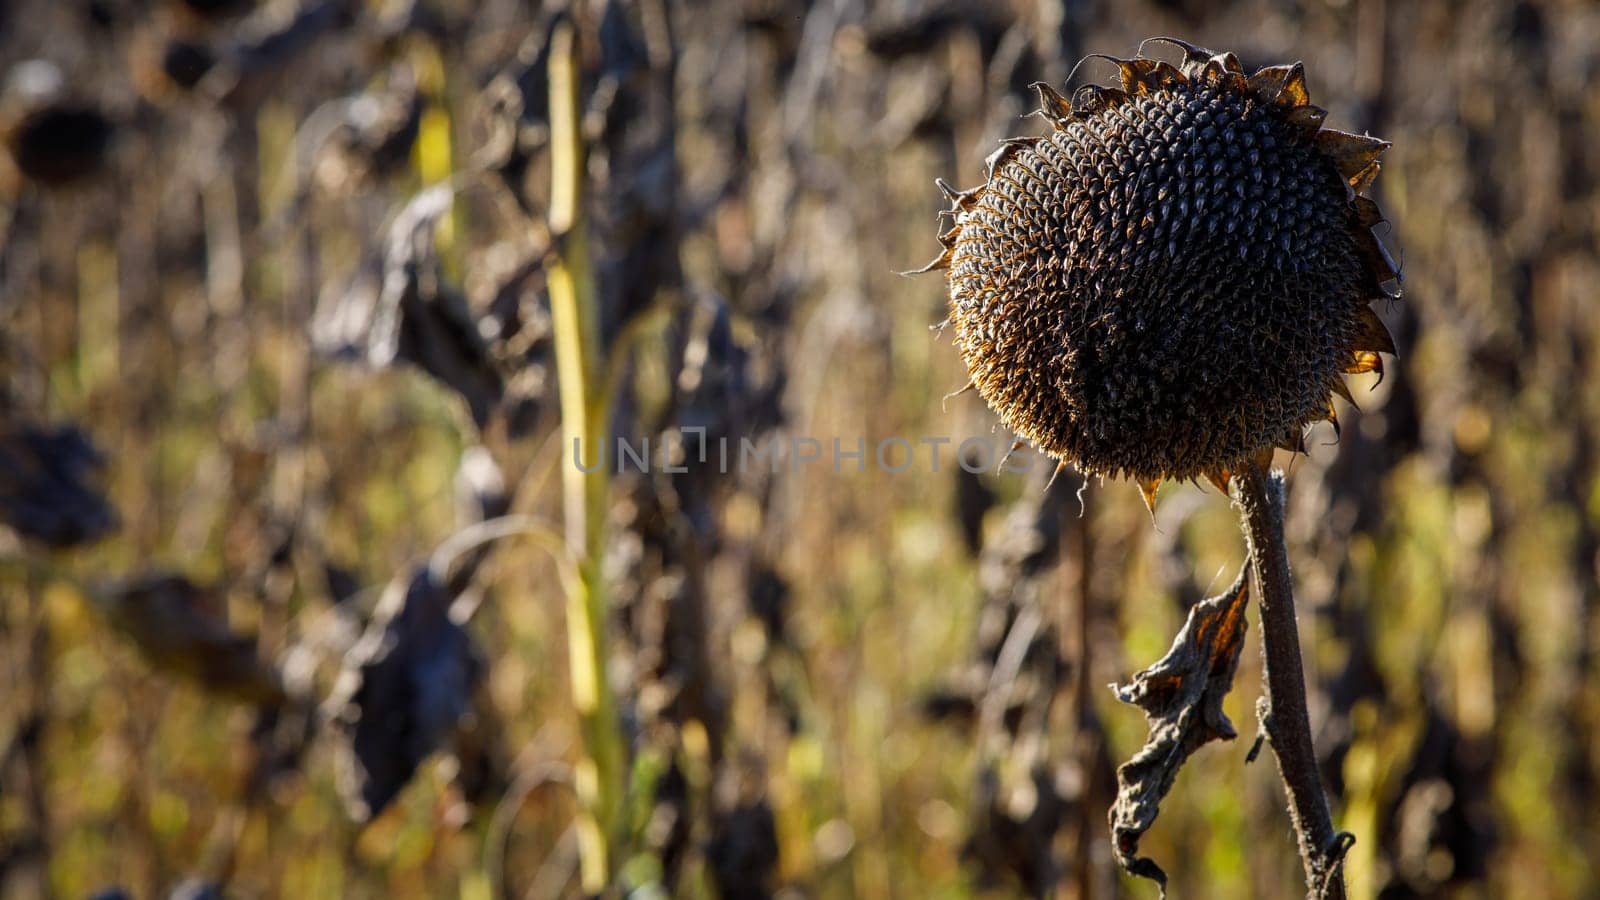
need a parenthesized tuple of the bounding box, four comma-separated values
(546, 18, 625, 894)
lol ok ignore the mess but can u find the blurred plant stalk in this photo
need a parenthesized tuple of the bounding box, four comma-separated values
(546, 17, 626, 894)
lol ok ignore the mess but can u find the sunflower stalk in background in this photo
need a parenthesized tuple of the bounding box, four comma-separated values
(545, 16, 627, 894)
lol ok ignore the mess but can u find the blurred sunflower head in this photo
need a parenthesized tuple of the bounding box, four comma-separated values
(922, 39, 1400, 510)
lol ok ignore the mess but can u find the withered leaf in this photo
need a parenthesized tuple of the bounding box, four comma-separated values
(0, 424, 118, 548)
(312, 185, 504, 429)
(325, 564, 484, 823)
(1109, 565, 1251, 895)
(327, 67, 422, 186)
(96, 574, 286, 705)
(204, 1, 350, 110)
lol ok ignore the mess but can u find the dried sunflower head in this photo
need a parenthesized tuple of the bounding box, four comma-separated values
(923, 39, 1399, 509)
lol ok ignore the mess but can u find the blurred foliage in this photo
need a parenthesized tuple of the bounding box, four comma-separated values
(2, 0, 1599, 898)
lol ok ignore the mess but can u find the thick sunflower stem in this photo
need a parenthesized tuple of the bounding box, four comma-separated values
(1232, 461, 1347, 900)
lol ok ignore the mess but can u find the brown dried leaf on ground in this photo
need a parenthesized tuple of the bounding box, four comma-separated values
(1109, 565, 1251, 895)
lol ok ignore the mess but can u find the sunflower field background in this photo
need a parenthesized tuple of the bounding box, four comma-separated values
(2, 0, 1598, 898)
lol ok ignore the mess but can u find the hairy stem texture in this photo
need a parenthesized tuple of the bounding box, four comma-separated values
(1233, 461, 1346, 899)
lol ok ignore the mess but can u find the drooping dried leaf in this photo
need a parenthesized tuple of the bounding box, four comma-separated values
(0, 424, 117, 547)
(325, 564, 484, 822)
(1109, 566, 1251, 894)
(95, 574, 286, 704)
(311, 185, 504, 429)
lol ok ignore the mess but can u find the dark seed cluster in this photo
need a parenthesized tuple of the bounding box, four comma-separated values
(930, 41, 1399, 487)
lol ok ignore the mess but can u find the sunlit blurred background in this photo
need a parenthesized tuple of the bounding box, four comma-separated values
(2, 0, 1597, 897)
